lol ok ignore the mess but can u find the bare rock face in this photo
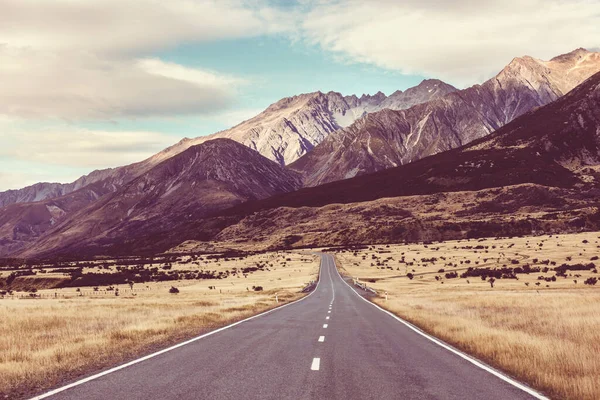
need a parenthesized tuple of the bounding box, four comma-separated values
(291, 49, 600, 186)
(0, 168, 126, 208)
(379, 79, 457, 110)
(159, 83, 456, 168)
(4, 139, 301, 257)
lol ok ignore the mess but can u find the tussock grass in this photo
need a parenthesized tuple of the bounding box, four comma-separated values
(337, 232, 600, 400)
(0, 252, 319, 399)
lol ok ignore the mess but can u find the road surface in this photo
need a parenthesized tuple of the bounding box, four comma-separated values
(35, 254, 543, 400)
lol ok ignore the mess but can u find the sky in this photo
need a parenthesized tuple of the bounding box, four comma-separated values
(1, 0, 599, 191)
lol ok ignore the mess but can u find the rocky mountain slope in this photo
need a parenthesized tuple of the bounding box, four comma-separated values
(0, 168, 127, 208)
(0, 145, 181, 208)
(0, 179, 121, 256)
(291, 48, 600, 186)
(378, 79, 457, 110)
(6, 139, 301, 257)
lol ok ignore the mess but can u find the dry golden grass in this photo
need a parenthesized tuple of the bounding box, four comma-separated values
(336, 232, 600, 400)
(0, 251, 319, 399)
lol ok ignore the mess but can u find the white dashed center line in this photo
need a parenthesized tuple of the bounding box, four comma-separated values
(328, 310, 331, 313)
(326, 316, 330, 320)
(323, 324, 328, 328)
(311, 358, 321, 371)
(318, 336, 325, 342)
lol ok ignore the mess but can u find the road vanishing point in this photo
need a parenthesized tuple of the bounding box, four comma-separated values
(33, 254, 545, 400)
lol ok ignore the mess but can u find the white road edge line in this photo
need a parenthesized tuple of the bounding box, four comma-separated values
(311, 358, 321, 371)
(30, 256, 326, 400)
(318, 336, 325, 342)
(328, 254, 549, 400)
(323, 324, 328, 328)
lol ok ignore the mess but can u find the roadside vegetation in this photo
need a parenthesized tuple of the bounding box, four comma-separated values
(334, 231, 600, 400)
(0, 252, 319, 399)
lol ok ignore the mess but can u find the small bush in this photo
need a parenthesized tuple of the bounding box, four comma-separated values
(169, 286, 180, 294)
(584, 277, 597, 286)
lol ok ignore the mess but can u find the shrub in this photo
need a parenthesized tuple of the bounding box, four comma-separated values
(169, 286, 180, 294)
(584, 277, 597, 286)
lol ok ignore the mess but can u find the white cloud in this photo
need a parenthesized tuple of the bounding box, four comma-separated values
(0, 0, 289, 55)
(0, 121, 184, 190)
(0, 0, 289, 121)
(0, 47, 245, 119)
(208, 107, 268, 128)
(0, 125, 178, 170)
(300, 0, 600, 86)
(0, 171, 41, 192)
(137, 58, 247, 88)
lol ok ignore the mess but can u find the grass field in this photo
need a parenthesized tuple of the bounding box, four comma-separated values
(0, 251, 319, 399)
(335, 232, 600, 400)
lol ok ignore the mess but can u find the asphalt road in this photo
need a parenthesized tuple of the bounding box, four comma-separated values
(35, 254, 543, 400)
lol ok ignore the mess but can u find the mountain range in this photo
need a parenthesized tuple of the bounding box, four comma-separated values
(290, 48, 600, 185)
(2, 48, 600, 259)
(9, 139, 301, 257)
(176, 68, 600, 252)
(0, 78, 457, 209)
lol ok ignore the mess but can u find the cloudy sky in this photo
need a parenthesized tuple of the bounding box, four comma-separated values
(1, 0, 599, 191)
